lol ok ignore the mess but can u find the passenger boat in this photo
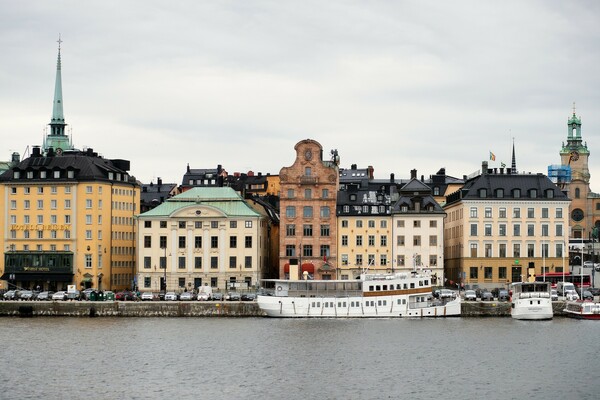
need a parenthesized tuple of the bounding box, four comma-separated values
(256, 271, 461, 318)
(510, 281, 553, 320)
(563, 301, 600, 320)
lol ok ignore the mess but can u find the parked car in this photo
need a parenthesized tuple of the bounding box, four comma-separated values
(565, 290, 580, 301)
(3, 290, 20, 300)
(179, 292, 194, 301)
(36, 291, 55, 301)
(588, 287, 600, 297)
(52, 291, 68, 301)
(82, 288, 97, 300)
(498, 290, 509, 302)
(164, 292, 178, 301)
(225, 292, 241, 301)
(115, 291, 136, 301)
(197, 292, 210, 301)
(439, 289, 454, 299)
(241, 293, 256, 301)
(66, 290, 81, 300)
(140, 292, 157, 301)
(578, 289, 594, 301)
(19, 290, 36, 301)
(464, 290, 477, 301)
(551, 289, 558, 301)
(481, 291, 494, 301)
(211, 293, 224, 301)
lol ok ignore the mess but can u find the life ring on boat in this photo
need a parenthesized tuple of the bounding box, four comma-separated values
(276, 286, 283, 292)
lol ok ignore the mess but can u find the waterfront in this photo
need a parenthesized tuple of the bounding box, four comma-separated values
(1, 318, 599, 400)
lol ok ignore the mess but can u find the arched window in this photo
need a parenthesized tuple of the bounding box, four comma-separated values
(575, 188, 580, 198)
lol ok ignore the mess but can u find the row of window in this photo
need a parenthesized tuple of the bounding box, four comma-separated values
(339, 254, 438, 267)
(143, 235, 254, 249)
(468, 242, 565, 258)
(142, 255, 254, 269)
(476, 188, 555, 199)
(12, 169, 130, 182)
(5, 244, 69, 252)
(341, 234, 389, 246)
(284, 244, 330, 257)
(286, 224, 330, 237)
(286, 188, 329, 199)
(143, 220, 254, 229)
(285, 206, 331, 219)
(339, 220, 437, 228)
(10, 198, 101, 210)
(469, 206, 563, 219)
(470, 223, 563, 237)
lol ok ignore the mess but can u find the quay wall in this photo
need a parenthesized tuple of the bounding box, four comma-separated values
(0, 301, 570, 318)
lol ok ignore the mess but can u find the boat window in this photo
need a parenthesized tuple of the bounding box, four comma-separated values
(419, 281, 423, 286)
(378, 300, 382, 306)
(376, 285, 381, 291)
(383, 285, 388, 290)
(324, 302, 328, 308)
(410, 283, 415, 288)
(382, 300, 387, 305)
(369, 285, 374, 291)
(404, 284, 408, 289)
(317, 302, 321, 307)
(424, 280, 429, 285)
(397, 299, 402, 304)
(396, 284, 401, 289)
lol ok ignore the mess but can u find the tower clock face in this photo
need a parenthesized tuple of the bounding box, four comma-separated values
(570, 151, 579, 161)
(572, 208, 584, 222)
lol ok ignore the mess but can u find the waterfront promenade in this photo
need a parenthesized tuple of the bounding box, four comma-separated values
(0, 300, 571, 317)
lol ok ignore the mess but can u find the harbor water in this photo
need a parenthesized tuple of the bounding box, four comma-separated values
(1, 317, 599, 400)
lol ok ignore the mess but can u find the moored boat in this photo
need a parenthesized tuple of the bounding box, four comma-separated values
(257, 271, 461, 318)
(563, 301, 600, 320)
(510, 281, 553, 320)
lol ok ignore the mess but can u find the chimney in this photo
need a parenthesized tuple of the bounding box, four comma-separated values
(421, 175, 424, 182)
(32, 146, 41, 157)
(11, 152, 20, 163)
(351, 164, 357, 170)
(187, 163, 190, 173)
(410, 169, 417, 179)
(157, 177, 162, 186)
(367, 165, 374, 180)
(482, 161, 488, 175)
(390, 173, 395, 182)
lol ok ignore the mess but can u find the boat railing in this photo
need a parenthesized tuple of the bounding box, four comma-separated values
(286, 289, 364, 298)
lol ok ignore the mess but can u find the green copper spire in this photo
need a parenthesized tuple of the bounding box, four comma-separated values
(45, 35, 72, 153)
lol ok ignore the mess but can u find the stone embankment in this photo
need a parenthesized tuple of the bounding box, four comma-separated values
(0, 300, 569, 317)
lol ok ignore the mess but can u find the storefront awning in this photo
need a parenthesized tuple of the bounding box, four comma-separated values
(283, 263, 315, 274)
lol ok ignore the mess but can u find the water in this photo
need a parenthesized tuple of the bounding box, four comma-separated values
(1, 317, 599, 400)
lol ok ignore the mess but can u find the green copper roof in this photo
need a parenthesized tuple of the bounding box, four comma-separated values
(139, 187, 261, 218)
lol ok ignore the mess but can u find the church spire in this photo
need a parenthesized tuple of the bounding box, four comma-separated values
(45, 35, 72, 153)
(511, 138, 517, 174)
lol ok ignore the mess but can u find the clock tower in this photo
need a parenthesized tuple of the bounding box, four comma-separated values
(559, 106, 592, 238)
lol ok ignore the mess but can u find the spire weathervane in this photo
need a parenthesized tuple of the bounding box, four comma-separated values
(572, 101, 576, 115)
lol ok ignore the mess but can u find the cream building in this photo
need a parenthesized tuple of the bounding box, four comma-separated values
(136, 187, 269, 292)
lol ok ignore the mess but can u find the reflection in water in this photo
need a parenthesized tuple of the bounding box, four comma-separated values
(1, 317, 599, 400)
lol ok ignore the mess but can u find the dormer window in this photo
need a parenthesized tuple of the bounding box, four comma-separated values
(27, 171, 34, 179)
(496, 189, 504, 198)
(546, 189, 554, 198)
(433, 187, 440, 196)
(67, 170, 75, 179)
(479, 188, 487, 198)
(54, 170, 60, 179)
(40, 171, 46, 179)
(529, 189, 537, 198)
(401, 205, 408, 212)
(513, 189, 520, 198)
(13, 171, 20, 179)
(349, 194, 357, 201)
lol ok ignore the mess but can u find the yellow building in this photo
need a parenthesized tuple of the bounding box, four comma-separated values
(0, 41, 139, 292)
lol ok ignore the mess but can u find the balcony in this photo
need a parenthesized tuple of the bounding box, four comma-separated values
(299, 175, 318, 185)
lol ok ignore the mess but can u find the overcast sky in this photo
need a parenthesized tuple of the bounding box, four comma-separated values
(1, 1, 599, 190)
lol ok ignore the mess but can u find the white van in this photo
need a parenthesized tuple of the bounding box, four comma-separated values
(557, 282, 576, 296)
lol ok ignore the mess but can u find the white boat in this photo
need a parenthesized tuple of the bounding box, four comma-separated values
(510, 282, 553, 320)
(563, 301, 600, 320)
(257, 271, 461, 318)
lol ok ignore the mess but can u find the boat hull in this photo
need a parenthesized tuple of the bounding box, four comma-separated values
(511, 298, 553, 320)
(257, 295, 461, 318)
(563, 301, 600, 320)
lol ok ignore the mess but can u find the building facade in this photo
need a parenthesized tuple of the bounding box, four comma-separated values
(444, 162, 570, 289)
(136, 187, 269, 292)
(279, 139, 340, 279)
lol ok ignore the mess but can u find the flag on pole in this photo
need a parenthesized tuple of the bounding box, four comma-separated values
(489, 151, 496, 161)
